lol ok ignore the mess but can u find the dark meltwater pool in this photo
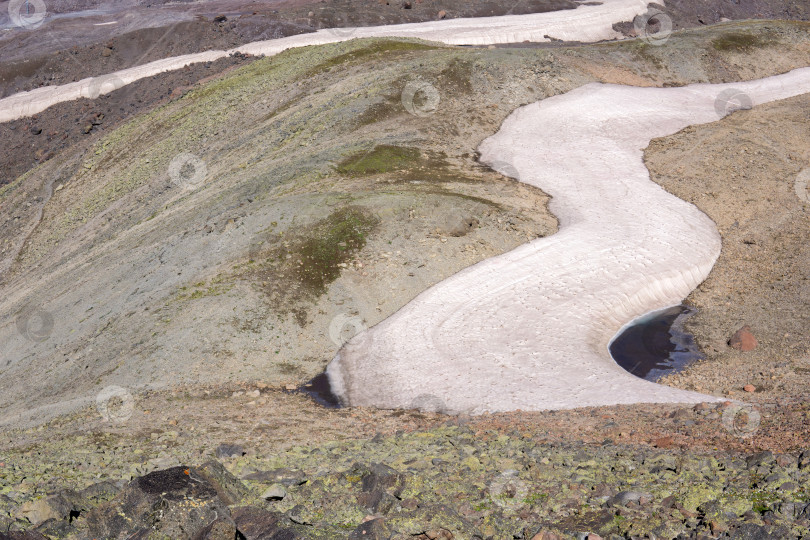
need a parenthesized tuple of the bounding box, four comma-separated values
(301, 373, 342, 408)
(609, 305, 704, 381)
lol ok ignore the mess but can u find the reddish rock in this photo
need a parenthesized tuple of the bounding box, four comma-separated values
(729, 325, 758, 351)
(653, 435, 675, 448)
(744, 384, 756, 393)
(437, 10, 447, 19)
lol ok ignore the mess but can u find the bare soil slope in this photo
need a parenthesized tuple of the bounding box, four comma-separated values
(647, 93, 810, 403)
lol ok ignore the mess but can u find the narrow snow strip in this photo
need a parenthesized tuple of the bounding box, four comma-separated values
(0, 0, 650, 122)
(326, 68, 810, 414)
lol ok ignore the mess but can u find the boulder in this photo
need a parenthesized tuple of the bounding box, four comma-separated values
(231, 506, 304, 539)
(729, 325, 757, 351)
(84, 466, 231, 540)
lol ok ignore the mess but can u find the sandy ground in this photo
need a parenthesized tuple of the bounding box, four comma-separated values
(648, 92, 810, 403)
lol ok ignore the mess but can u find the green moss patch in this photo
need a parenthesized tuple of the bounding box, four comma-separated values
(336, 145, 422, 176)
(296, 207, 377, 293)
(712, 32, 775, 52)
(248, 206, 378, 322)
(308, 40, 439, 76)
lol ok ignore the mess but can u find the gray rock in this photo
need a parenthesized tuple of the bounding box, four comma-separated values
(798, 449, 810, 469)
(242, 467, 306, 486)
(215, 443, 245, 459)
(18, 492, 84, 526)
(231, 506, 302, 539)
(197, 460, 251, 505)
(80, 480, 122, 505)
(732, 522, 792, 539)
(191, 515, 237, 540)
(261, 484, 287, 501)
(746, 451, 775, 472)
(33, 518, 74, 538)
(84, 466, 230, 540)
(609, 491, 653, 506)
(349, 517, 391, 539)
(360, 463, 404, 495)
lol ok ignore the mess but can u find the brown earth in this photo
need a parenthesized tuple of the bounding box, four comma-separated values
(646, 92, 810, 406)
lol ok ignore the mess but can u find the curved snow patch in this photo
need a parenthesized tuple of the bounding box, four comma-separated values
(0, 0, 651, 122)
(326, 68, 810, 414)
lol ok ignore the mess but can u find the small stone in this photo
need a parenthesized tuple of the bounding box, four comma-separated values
(19, 496, 70, 525)
(247, 389, 260, 398)
(729, 325, 757, 351)
(610, 491, 653, 506)
(213, 14, 227, 23)
(437, 10, 447, 19)
(242, 468, 306, 486)
(307, 10, 315, 16)
(215, 444, 245, 459)
(652, 436, 674, 448)
(744, 384, 756, 392)
(261, 484, 287, 501)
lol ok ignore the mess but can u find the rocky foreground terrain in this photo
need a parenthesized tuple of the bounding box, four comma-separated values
(2, 417, 810, 539)
(0, 4, 809, 540)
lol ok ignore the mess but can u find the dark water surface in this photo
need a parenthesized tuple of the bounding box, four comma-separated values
(609, 305, 704, 381)
(301, 372, 342, 408)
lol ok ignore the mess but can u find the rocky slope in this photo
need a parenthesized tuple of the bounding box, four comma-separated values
(0, 19, 809, 540)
